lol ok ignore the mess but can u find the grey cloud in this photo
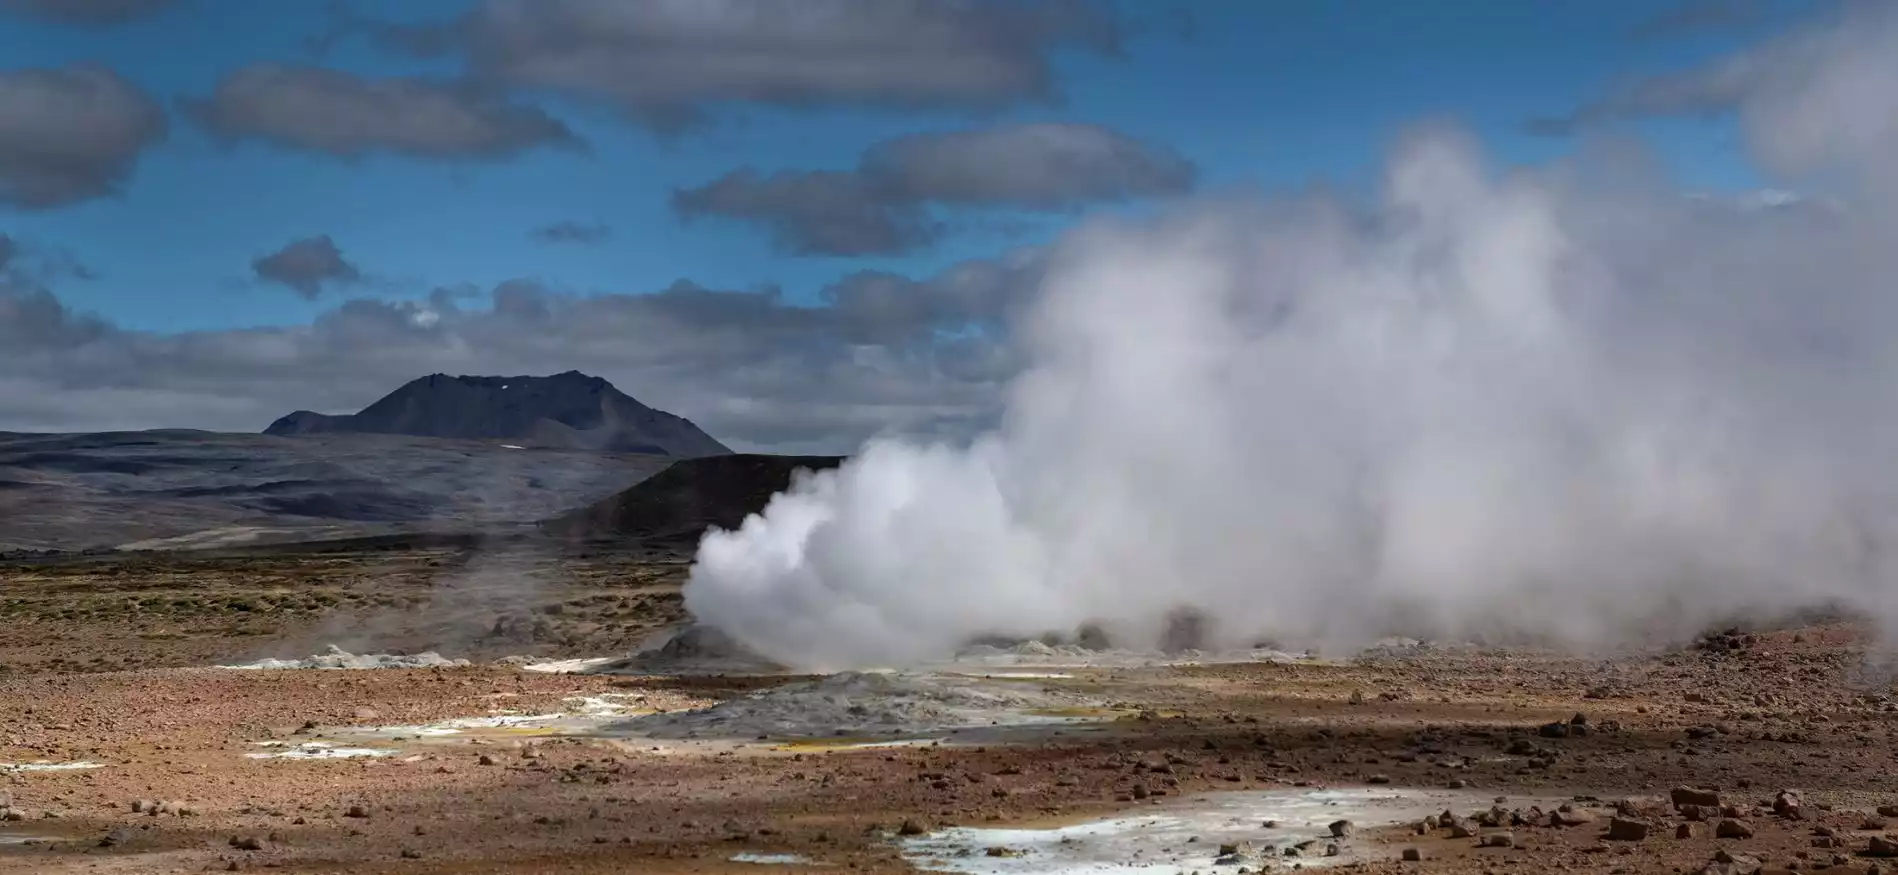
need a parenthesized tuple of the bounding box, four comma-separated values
(0, 0, 178, 26)
(336, 0, 1124, 130)
(0, 242, 110, 351)
(530, 220, 610, 245)
(866, 123, 1197, 206)
(0, 252, 1039, 451)
(181, 65, 583, 161)
(674, 123, 1194, 255)
(1630, 0, 1766, 39)
(0, 65, 167, 209)
(1532, 0, 1897, 180)
(251, 235, 363, 299)
(674, 170, 940, 256)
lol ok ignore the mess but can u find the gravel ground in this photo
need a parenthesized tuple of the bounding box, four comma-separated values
(4, 549, 1898, 873)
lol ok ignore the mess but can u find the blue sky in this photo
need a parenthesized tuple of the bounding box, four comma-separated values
(1, 0, 1802, 334)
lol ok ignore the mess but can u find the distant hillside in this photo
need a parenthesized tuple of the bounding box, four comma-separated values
(0, 430, 675, 553)
(540, 454, 844, 544)
(265, 371, 730, 457)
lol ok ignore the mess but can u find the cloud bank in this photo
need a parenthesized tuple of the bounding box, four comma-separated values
(686, 6, 1898, 670)
(336, 0, 1126, 131)
(674, 123, 1195, 255)
(0, 252, 1036, 452)
(182, 65, 584, 161)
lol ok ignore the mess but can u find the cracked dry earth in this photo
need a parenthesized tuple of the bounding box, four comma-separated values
(3, 554, 1898, 873)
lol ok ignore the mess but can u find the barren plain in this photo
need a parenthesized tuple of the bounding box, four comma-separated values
(0, 543, 1892, 874)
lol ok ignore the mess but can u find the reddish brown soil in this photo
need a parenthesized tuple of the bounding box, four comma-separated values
(2, 549, 1895, 874)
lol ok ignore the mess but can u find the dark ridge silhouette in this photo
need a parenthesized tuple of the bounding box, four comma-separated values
(264, 370, 730, 457)
(540, 454, 845, 544)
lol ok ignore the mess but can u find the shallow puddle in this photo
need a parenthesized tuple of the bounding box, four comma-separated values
(730, 852, 821, 865)
(331, 693, 663, 743)
(0, 761, 104, 773)
(247, 742, 395, 760)
(901, 787, 1553, 874)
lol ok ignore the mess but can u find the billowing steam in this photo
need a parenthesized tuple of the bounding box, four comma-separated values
(687, 6, 1898, 671)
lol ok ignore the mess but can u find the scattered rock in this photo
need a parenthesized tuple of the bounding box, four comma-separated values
(1401, 847, 1423, 862)
(1482, 832, 1515, 848)
(1698, 848, 1763, 875)
(1673, 787, 1723, 810)
(1607, 818, 1651, 841)
(229, 835, 264, 851)
(1870, 836, 1898, 858)
(1329, 820, 1354, 838)
(1773, 789, 1804, 818)
(1552, 807, 1596, 827)
(1715, 819, 1754, 839)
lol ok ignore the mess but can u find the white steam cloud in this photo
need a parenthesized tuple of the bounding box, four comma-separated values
(687, 6, 1898, 671)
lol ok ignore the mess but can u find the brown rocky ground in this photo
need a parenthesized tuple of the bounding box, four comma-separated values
(3, 546, 1898, 874)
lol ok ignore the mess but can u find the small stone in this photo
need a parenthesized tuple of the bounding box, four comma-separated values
(1482, 832, 1515, 848)
(1870, 836, 1898, 858)
(1367, 774, 1391, 785)
(1607, 818, 1650, 841)
(344, 805, 369, 819)
(352, 707, 380, 721)
(898, 819, 927, 837)
(1552, 808, 1596, 827)
(1325, 843, 1341, 857)
(478, 754, 497, 766)
(1715, 819, 1754, 839)
(229, 835, 264, 851)
(400, 848, 422, 859)
(1329, 820, 1354, 838)
(1677, 823, 1697, 839)
(1401, 847, 1423, 862)
(1673, 787, 1722, 810)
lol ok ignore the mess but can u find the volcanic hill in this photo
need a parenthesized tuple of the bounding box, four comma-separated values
(264, 371, 729, 457)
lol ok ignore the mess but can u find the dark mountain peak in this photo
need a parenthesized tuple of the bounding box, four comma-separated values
(264, 372, 729, 457)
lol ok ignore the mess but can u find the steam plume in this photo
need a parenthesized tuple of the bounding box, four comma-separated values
(686, 7, 1898, 671)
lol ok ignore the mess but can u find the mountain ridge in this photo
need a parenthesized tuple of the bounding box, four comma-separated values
(264, 370, 730, 457)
